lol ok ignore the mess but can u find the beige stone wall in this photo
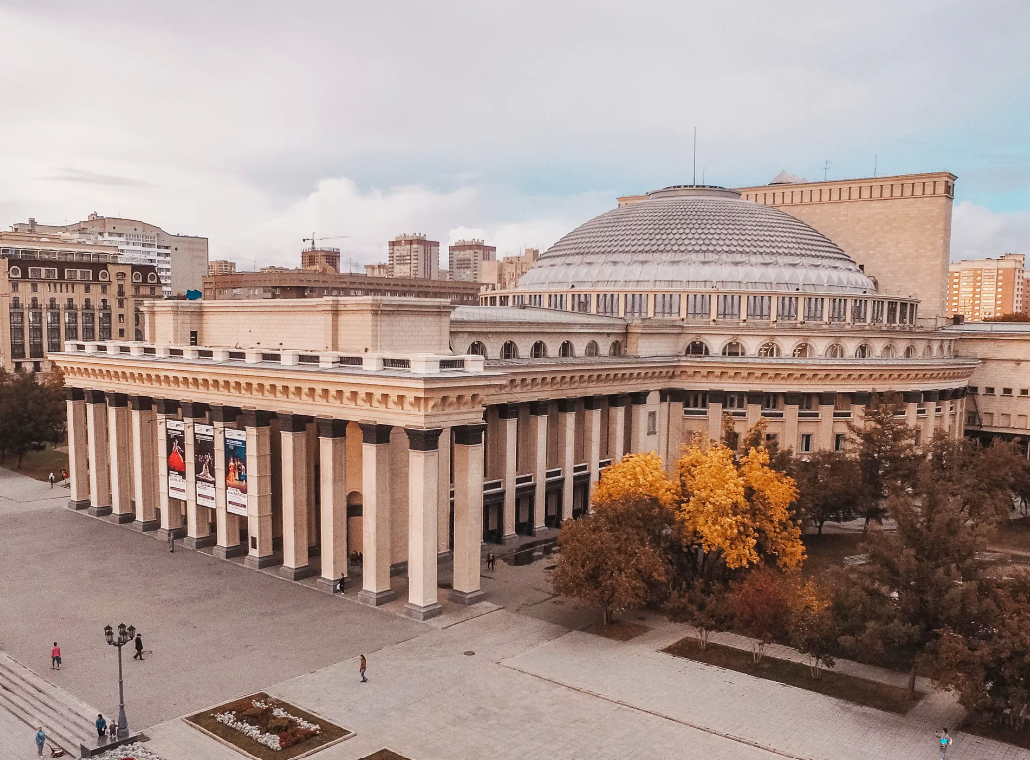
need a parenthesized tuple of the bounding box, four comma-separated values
(955, 330, 1030, 436)
(738, 173, 955, 324)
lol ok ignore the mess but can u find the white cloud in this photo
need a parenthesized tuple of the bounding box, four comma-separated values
(951, 201, 1030, 260)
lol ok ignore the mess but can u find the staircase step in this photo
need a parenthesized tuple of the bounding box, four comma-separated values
(0, 651, 97, 723)
(0, 688, 87, 756)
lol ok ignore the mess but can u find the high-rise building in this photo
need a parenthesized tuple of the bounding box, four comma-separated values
(364, 263, 391, 278)
(448, 239, 496, 282)
(208, 259, 237, 276)
(301, 247, 341, 274)
(947, 253, 1025, 321)
(388, 234, 439, 279)
(480, 248, 540, 292)
(12, 213, 208, 296)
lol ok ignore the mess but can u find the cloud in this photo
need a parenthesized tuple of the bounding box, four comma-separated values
(46, 169, 155, 189)
(951, 201, 1030, 260)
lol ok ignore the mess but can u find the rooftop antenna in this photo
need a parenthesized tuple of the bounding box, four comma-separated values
(873, 153, 878, 178)
(823, 160, 832, 181)
(692, 127, 697, 185)
(702, 165, 705, 185)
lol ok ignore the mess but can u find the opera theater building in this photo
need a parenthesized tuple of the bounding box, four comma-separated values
(51, 184, 976, 619)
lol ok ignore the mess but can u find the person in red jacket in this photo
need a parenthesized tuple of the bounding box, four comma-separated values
(50, 643, 61, 670)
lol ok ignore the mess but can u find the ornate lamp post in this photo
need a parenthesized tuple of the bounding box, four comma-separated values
(103, 623, 135, 739)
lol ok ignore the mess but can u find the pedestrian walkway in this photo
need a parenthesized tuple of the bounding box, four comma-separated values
(0, 466, 67, 515)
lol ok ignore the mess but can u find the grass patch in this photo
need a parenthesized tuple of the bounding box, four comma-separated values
(2, 444, 69, 483)
(960, 713, 1030, 750)
(663, 639, 922, 715)
(185, 692, 351, 760)
(583, 620, 651, 641)
(801, 532, 865, 577)
(991, 517, 1030, 554)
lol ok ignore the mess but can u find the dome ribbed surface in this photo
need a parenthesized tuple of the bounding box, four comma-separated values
(518, 189, 875, 294)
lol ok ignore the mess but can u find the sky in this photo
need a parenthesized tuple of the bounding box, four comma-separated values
(0, 1, 1028, 269)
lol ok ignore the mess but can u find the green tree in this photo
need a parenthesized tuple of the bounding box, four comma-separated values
(847, 394, 919, 528)
(0, 368, 66, 467)
(794, 450, 863, 534)
(928, 433, 1023, 521)
(786, 576, 840, 677)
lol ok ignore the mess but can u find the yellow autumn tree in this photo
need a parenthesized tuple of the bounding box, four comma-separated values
(592, 452, 680, 512)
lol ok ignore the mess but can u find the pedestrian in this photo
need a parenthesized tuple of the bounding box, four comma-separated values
(359, 654, 367, 683)
(486, 551, 495, 571)
(95, 714, 106, 740)
(168, 530, 175, 553)
(133, 633, 144, 661)
(51, 642, 61, 670)
(48, 472, 55, 489)
(338, 572, 346, 594)
(35, 726, 45, 757)
(109, 719, 118, 741)
(61, 467, 68, 482)
(937, 728, 952, 759)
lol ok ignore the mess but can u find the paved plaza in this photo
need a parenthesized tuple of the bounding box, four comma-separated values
(2, 468, 1029, 759)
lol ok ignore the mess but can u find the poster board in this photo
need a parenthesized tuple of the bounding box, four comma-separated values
(224, 428, 248, 516)
(166, 419, 187, 501)
(194, 424, 216, 508)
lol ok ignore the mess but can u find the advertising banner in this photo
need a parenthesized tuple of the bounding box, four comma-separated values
(224, 428, 248, 516)
(166, 419, 187, 501)
(194, 424, 216, 509)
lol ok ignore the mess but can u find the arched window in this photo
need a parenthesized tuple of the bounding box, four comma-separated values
(721, 341, 745, 357)
(48, 298, 57, 309)
(855, 344, 871, 358)
(30, 297, 38, 309)
(904, 345, 916, 358)
(792, 343, 813, 358)
(531, 341, 548, 358)
(825, 343, 845, 358)
(9, 266, 20, 277)
(685, 340, 710, 357)
(98, 270, 109, 281)
(935, 344, 944, 357)
(584, 340, 599, 357)
(609, 340, 622, 356)
(923, 344, 934, 358)
(559, 340, 575, 358)
(880, 344, 896, 359)
(501, 341, 519, 360)
(757, 341, 781, 358)
(132, 271, 142, 283)
(83, 298, 92, 309)
(467, 341, 486, 357)
(147, 272, 158, 283)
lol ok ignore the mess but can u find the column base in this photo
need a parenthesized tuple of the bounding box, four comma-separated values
(502, 533, 519, 545)
(86, 505, 112, 517)
(403, 601, 443, 621)
(131, 519, 160, 532)
(243, 553, 282, 570)
(315, 576, 349, 593)
(212, 544, 246, 559)
(68, 499, 90, 511)
(357, 588, 397, 607)
(182, 535, 216, 550)
(156, 527, 187, 541)
(278, 564, 317, 581)
(449, 588, 486, 606)
(105, 511, 135, 524)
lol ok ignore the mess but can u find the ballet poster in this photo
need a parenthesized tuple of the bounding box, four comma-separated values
(166, 419, 187, 501)
(194, 424, 216, 509)
(224, 428, 248, 516)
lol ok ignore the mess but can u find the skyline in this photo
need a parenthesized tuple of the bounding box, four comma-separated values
(1, 1, 1028, 269)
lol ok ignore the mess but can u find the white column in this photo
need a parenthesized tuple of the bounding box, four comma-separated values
(358, 423, 396, 606)
(84, 390, 111, 516)
(657, 391, 671, 465)
(953, 394, 966, 440)
(404, 427, 443, 620)
(182, 403, 214, 549)
(629, 391, 655, 453)
(608, 395, 627, 460)
(279, 414, 315, 579)
(317, 418, 348, 592)
(451, 423, 486, 604)
(665, 390, 685, 471)
(437, 426, 452, 555)
(130, 396, 159, 530)
(242, 410, 277, 568)
(707, 392, 724, 443)
(66, 389, 90, 509)
(530, 400, 548, 532)
(212, 406, 244, 557)
(156, 400, 183, 537)
(499, 404, 519, 543)
(746, 391, 763, 433)
(584, 397, 603, 503)
(558, 399, 576, 524)
(922, 391, 938, 444)
(783, 394, 801, 453)
(817, 392, 836, 451)
(107, 394, 133, 522)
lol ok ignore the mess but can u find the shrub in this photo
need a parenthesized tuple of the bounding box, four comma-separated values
(266, 716, 292, 734)
(278, 726, 318, 748)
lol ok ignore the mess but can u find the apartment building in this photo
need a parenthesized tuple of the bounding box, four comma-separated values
(388, 234, 439, 279)
(480, 248, 540, 294)
(947, 253, 1024, 321)
(208, 260, 237, 276)
(448, 239, 496, 282)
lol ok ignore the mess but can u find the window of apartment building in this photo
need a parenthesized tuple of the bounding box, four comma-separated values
(886, 301, 899, 324)
(98, 271, 109, 282)
(834, 433, 846, 451)
(800, 433, 813, 453)
(30, 283, 37, 293)
(799, 394, 816, 411)
(117, 313, 125, 324)
(597, 293, 618, 316)
(654, 293, 680, 317)
(717, 294, 740, 319)
(762, 393, 779, 410)
(118, 328, 124, 338)
(829, 298, 847, 322)
(28, 267, 42, 279)
(28, 309, 43, 358)
(8, 266, 20, 278)
(803, 297, 824, 321)
(117, 284, 125, 297)
(9, 308, 24, 359)
(47, 309, 61, 352)
(1003, 388, 1013, 396)
(747, 295, 771, 320)
(571, 293, 591, 313)
(985, 387, 996, 395)
(624, 293, 648, 317)
(527, 294, 542, 307)
(99, 309, 111, 341)
(82, 308, 96, 342)
(686, 293, 710, 319)
(100, 285, 108, 295)
(724, 392, 746, 409)
(722, 341, 745, 357)
(777, 296, 798, 321)
(1021, 389, 1029, 397)
(64, 308, 78, 340)
(871, 300, 885, 323)
(547, 293, 566, 310)
(685, 391, 708, 410)
(899, 302, 910, 324)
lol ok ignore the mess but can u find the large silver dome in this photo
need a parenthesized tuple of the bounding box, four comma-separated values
(517, 186, 875, 294)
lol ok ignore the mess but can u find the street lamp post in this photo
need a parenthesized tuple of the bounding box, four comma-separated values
(103, 623, 135, 740)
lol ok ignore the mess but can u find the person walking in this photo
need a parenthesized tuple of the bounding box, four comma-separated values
(95, 714, 106, 741)
(51, 642, 61, 670)
(35, 727, 46, 757)
(48, 472, 55, 489)
(937, 728, 952, 759)
(486, 551, 495, 571)
(61, 467, 68, 482)
(108, 720, 118, 741)
(338, 572, 346, 594)
(168, 531, 175, 553)
(359, 655, 367, 683)
(133, 633, 144, 661)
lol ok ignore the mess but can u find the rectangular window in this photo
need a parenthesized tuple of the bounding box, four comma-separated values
(1003, 388, 1013, 396)
(47, 310, 61, 352)
(547, 293, 566, 310)
(717, 294, 740, 319)
(684, 391, 708, 409)
(909, 304, 917, 324)
(829, 298, 847, 322)
(985, 387, 995, 395)
(800, 433, 813, 453)
(685, 293, 711, 319)
(886, 301, 898, 324)
(762, 393, 779, 410)
(527, 294, 542, 307)
(871, 300, 885, 323)
(647, 411, 657, 435)
(9, 309, 25, 359)
(624, 293, 648, 317)
(803, 297, 824, 321)
(82, 309, 96, 341)
(597, 293, 619, 316)
(28, 267, 42, 279)
(747, 295, 771, 320)
(571, 293, 591, 313)
(799, 394, 815, 410)
(654, 293, 681, 317)
(99, 309, 111, 341)
(777, 296, 798, 321)
(724, 392, 746, 410)
(852, 299, 868, 323)
(834, 433, 846, 451)
(28, 309, 43, 358)
(64, 309, 78, 340)
(899, 302, 909, 323)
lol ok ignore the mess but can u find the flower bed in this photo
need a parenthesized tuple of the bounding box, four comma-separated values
(186, 692, 352, 760)
(91, 742, 164, 760)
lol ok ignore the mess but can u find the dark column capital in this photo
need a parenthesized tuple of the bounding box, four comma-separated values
(405, 427, 443, 451)
(557, 398, 577, 414)
(239, 409, 274, 428)
(317, 418, 347, 438)
(211, 405, 240, 423)
(84, 389, 106, 405)
(496, 402, 520, 420)
(782, 392, 802, 407)
(66, 387, 85, 402)
(129, 395, 153, 411)
(582, 395, 603, 410)
(923, 390, 940, 403)
(818, 392, 837, 406)
(180, 401, 209, 419)
(607, 394, 628, 408)
(360, 422, 392, 445)
(453, 423, 486, 446)
(746, 391, 764, 406)
(279, 413, 313, 433)
(954, 387, 968, 398)
(707, 390, 726, 405)
(938, 389, 953, 401)
(105, 393, 128, 408)
(902, 391, 922, 404)
(156, 398, 180, 416)
(529, 399, 550, 416)
(850, 392, 870, 406)
(661, 389, 686, 403)
(629, 391, 650, 405)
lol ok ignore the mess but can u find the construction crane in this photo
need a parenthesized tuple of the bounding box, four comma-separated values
(302, 233, 349, 250)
